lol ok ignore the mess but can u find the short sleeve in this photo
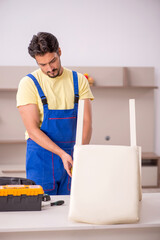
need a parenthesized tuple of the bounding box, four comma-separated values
(78, 73, 94, 100)
(16, 76, 38, 107)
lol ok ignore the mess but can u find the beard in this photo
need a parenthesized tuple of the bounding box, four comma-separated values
(47, 62, 62, 78)
(47, 68, 60, 78)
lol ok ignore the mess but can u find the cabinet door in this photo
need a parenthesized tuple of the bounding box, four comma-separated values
(142, 166, 158, 187)
(0, 169, 26, 178)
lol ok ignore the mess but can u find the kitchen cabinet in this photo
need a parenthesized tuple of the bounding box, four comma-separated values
(142, 152, 160, 188)
(0, 66, 37, 178)
(70, 66, 159, 187)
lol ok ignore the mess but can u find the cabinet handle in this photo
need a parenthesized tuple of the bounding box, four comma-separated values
(105, 136, 111, 141)
(1, 170, 26, 173)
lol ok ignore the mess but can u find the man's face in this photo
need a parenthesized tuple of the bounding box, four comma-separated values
(35, 49, 63, 78)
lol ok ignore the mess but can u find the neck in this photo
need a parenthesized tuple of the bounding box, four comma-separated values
(59, 66, 64, 76)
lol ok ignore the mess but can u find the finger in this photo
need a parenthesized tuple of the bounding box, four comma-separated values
(67, 158, 73, 166)
(67, 167, 72, 178)
(66, 163, 72, 177)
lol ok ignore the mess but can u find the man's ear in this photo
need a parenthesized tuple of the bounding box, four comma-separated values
(58, 47, 62, 56)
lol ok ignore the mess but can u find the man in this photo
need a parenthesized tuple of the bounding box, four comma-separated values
(17, 32, 94, 195)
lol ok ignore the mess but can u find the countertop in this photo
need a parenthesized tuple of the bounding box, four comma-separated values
(0, 193, 160, 233)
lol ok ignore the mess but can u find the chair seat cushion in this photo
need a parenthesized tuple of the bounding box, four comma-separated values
(69, 145, 141, 224)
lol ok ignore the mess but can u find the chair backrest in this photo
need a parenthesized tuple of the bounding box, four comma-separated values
(76, 99, 137, 147)
(75, 98, 142, 201)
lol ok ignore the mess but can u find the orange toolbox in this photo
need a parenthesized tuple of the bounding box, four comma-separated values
(0, 185, 44, 211)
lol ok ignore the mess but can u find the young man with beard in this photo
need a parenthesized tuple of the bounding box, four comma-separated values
(17, 32, 94, 195)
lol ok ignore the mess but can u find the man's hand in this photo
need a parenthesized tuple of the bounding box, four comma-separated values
(60, 151, 73, 177)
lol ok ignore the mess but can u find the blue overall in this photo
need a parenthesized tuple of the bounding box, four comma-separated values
(26, 71, 79, 195)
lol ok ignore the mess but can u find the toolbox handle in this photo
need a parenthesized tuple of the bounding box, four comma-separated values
(0, 177, 36, 185)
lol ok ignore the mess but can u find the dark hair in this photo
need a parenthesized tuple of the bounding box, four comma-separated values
(28, 32, 59, 58)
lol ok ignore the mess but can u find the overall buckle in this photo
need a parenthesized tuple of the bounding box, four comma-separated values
(41, 96, 47, 105)
(74, 95, 79, 104)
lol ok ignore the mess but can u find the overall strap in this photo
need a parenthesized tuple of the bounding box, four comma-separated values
(27, 74, 48, 107)
(72, 71, 79, 108)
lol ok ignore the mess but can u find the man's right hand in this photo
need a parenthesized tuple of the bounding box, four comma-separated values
(60, 151, 73, 178)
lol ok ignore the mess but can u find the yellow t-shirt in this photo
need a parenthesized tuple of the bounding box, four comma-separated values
(16, 67, 94, 140)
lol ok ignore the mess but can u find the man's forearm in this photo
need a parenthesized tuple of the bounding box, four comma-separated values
(82, 99, 92, 145)
(82, 120, 92, 144)
(28, 127, 65, 157)
(28, 128, 73, 177)
(18, 104, 73, 177)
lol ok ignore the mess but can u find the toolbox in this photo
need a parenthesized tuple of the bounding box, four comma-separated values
(0, 184, 44, 211)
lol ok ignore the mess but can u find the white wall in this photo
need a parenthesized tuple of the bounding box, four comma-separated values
(1, 0, 160, 153)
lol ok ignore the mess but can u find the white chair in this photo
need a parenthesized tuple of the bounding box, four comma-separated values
(69, 99, 142, 224)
